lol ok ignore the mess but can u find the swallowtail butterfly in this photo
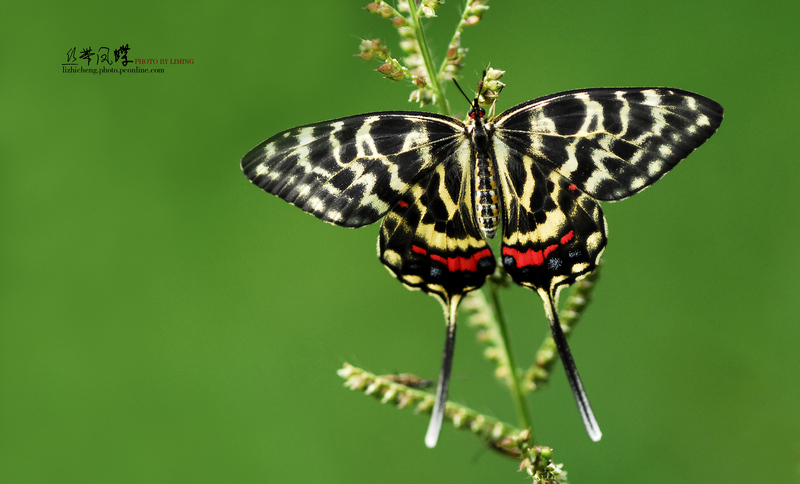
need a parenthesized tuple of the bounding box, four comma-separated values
(241, 86, 723, 447)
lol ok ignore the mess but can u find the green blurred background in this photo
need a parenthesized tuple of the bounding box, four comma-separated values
(2, 1, 798, 482)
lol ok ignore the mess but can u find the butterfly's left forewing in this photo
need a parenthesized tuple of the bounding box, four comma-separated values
(241, 112, 466, 227)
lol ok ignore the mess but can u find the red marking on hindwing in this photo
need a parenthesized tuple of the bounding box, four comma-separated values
(416, 247, 492, 272)
(502, 246, 544, 267)
(503, 230, 577, 268)
(429, 253, 447, 265)
(568, 183, 577, 191)
(398, 200, 409, 208)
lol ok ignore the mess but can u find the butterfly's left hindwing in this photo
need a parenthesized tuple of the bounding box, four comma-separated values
(380, 142, 496, 301)
(241, 112, 465, 227)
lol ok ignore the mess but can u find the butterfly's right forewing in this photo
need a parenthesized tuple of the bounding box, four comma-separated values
(494, 88, 724, 202)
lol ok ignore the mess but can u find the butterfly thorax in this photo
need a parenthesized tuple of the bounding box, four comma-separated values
(468, 106, 500, 240)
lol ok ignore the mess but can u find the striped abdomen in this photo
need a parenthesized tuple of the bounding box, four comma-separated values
(474, 151, 500, 239)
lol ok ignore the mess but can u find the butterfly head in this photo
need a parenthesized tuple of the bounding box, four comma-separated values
(453, 78, 487, 121)
(468, 103, 485, 120)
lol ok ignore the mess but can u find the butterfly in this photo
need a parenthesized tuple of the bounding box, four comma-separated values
(241, 86, 723, 447)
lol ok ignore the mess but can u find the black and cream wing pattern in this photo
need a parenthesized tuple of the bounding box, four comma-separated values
(241, 87, 723, 447)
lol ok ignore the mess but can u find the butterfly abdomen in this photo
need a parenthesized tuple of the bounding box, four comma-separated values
(474, 151, 500, 239)
(469, 114, 500, 240)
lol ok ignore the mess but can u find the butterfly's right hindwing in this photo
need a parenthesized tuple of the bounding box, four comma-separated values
(497, 151, 608, 292)
(241, 112, 465, 228)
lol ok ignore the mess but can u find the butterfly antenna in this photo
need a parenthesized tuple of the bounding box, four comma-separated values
(452, 78, 474, 107)
(539, 289, 602, 442)
(424, 295, 461, 448)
